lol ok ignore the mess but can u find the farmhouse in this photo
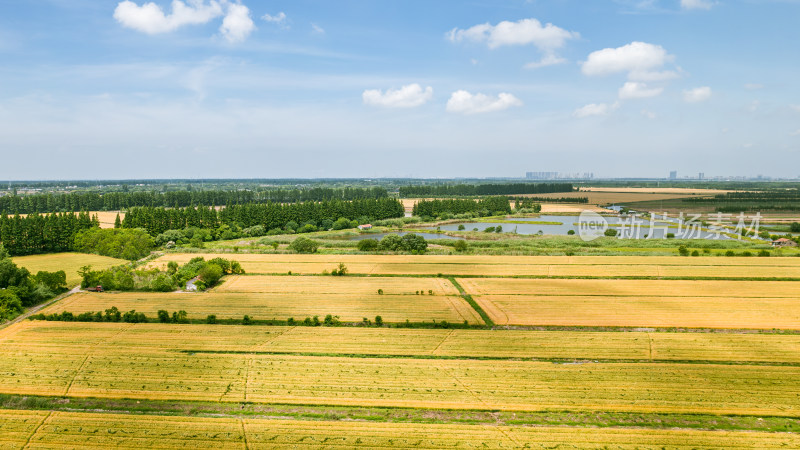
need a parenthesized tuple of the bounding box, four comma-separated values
(772, 238, 798, 248)
(358, 224, 372, 230)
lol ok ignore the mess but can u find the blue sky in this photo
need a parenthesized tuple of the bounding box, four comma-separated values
(0, 0, 798, 179)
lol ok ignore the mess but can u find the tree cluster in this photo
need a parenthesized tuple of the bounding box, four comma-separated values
(0, 211, 97, 256)
(0, 245, 67, 321)
(122, 198, 404, 236)
(80, 256, 243, 292)
(74, 228, 154, 261)
(0, 187, 389, 214)
(412, 197, 511, 218)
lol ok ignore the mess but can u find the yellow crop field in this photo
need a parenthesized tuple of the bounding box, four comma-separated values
(6, 321, 800, 364)
(3, 410, 797, 449)
(12, 252, 127, 286)
(457, 278, 800, 297)
(147, 253, 800, 278)
(2, 322, 800, 415)
(42, 289, 482, 324)
(214, 275, 459, 296)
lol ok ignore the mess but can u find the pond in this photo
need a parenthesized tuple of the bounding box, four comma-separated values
(347, 232, 464, 241)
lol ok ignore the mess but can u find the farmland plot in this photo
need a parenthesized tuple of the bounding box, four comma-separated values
(459, 278, 800, 328)
(5, 410, 799, 448)
(148, 253, 800, 278)
(42, 290, 481, 324)
(12, 252, 126, 286)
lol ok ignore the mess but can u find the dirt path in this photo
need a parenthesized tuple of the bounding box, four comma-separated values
(0, 285, 81, 331)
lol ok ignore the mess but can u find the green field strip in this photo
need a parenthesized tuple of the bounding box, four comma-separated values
(447, 277, 494, 326)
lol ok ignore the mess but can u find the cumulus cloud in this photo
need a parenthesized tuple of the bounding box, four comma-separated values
(114, 0, 224, 34)
(572, 102, 619, 118)
(114, 0, 254, 42)
(681, 0, 713, 10)
(446, 90, 522, 114)
(683, 86, 712, 103)
(524, 54, 567, 70)
(362, 84, 434, 108)
(618, 81, 664, 99)
(447, 18, 578, 51)
(581, 41, 676, 81)
(220, 3, 254, 43)
(262, 12, 287, 27)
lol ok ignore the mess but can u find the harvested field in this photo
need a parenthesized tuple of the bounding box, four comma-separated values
(2, 322, 800, 416)
(41, 282, 481, 324)
(459, 278, 800, 328)
(12, 252, 127, 286)
(3, 409, 797, 448)
(6, 321, 800, 363)
(214, 275, 459, 296)
(147, 253, 800, 278)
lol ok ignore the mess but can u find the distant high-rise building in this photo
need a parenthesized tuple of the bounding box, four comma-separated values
(698, 173, 705, 180)
(526, 172, 559, 180)
(669, 171, 677, 180)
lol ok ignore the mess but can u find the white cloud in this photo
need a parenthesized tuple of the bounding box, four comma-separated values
(262, 12, 287, 27)
(220, 3, 254, 43)
(790, 129, 800, 137)
(681, 0, 713, 10)
(447, 18, 578, 51)
(572, 102, 619, 118)
(618, 81, 664, 99)
(683, 86, 712, 103)
(311, 23, 325, 35)
(446, 90, 522, 114)
(114, 0, 224, 34)
(362, 84, 434, 108)
(582, 42, 676, 81)
(524, 54, 567, 70)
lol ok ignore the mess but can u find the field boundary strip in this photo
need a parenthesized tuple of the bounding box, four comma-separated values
(448, 277, 494, 326)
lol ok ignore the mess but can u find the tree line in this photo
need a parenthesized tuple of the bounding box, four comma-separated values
(0, 212, 98, 256)
(412, 197, 512, 217)
(122, 198, 405, 236)
(0, 187, 389, 214)
(399, 183, 574, 197)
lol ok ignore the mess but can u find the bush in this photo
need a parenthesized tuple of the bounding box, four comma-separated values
(725, 250, 735, 257)
(375, 315, 383, 326)
(242, 315, 252, 325)
(0, 290, 23, 321)
(484, 226, 496, 233)
(758, 249, 771, 257)
(74, 228, 154, 261)
(330, 263, 348, 276)
(678, 245, 690, 256)
(452, 240, 468, 252)
(171, 310, 189, 324)
(332, 217, 353, 230)
(357, 239, 379, 252)
(158, 310, 170, 323)
(567, 230, 575, 235)
(206, 314, 217, 324)
(198, 264, 224, 286)
(691, 250, 700, 256)
(242, 225, 266, 237)
(458, 224, 466, 231)
(288, 237, 319, 254)
(604, 229, 618, 237)
(791, 222, 800, 233)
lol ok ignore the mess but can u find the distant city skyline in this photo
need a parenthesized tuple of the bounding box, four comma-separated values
(0, 1, 798, 179)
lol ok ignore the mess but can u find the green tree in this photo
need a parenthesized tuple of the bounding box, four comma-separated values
(288, 237, 319, 254)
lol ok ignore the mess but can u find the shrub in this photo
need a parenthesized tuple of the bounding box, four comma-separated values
(198, 264, 224, 286)
(0, 290, 23, 321)
(495, 225, 503, 233)
(332, 217, 353, 230)
(375, 315, 383, 326)
(484, 226, 496, 233)
(604, 229, 618, 237)
(357, 239, 379, 252)
(158, 310, 170, 323)
(691, 250, 700, 257)
(377, 289, 383, 295)
(206, 314, 217, 324)
(74, 228, 154, 261)
(242, 225, 266, 237)
(452, 240, 468, 252)
(330, 263, 348, 276)
(567, 230, 575, 235)
(323, 314, 340, 326)
(457, 224, 466, 231)
(758, 249, 771, 257)
(725, 250, 736, 257)
(678, 245, 690, 256)
(172, 310, 189, 324)
(288, 237, 319, 254)
(242, 315, 252, 325)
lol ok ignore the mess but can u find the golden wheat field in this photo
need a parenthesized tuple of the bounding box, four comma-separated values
(148, 253, 800, 277)
(3, 410, 797, 449)
(6, 321, 800, 363)
(458, 278, 800, 328)
(42, 289, 482, 324)
(12, 252, 127, 286)
(2, 322, 800, 415)
(214, 275, 459, 296)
